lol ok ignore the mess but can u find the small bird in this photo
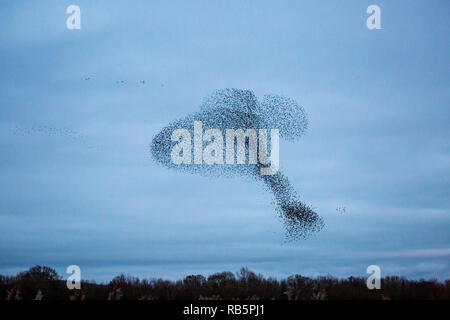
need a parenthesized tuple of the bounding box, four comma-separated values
(336, 206, 346, 213)
(140, 80, 145, 84)
(84, 77, 91, 81)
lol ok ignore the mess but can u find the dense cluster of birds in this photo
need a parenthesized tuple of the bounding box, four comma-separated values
(151, 89, 324, 239)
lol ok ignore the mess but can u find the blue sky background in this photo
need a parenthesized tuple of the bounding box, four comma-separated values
(0, 0, 448, 282)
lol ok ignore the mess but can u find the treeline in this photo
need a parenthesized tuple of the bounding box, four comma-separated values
(0, 266, 449, 300)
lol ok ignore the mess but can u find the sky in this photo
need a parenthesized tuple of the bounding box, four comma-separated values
(0, 0, 449, 282)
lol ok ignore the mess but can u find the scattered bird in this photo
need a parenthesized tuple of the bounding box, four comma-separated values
(81, 76, 166, 87)
(8, 125, 104, 150)
(336, 206, 346, 214)
(10, 125, 78, 138)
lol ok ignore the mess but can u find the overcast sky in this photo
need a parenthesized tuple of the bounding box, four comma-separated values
(0, 0, 449, 282)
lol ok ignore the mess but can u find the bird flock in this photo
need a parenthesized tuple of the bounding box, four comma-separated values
(83, 76, 163, 87)
(151, 88, 324, 240)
